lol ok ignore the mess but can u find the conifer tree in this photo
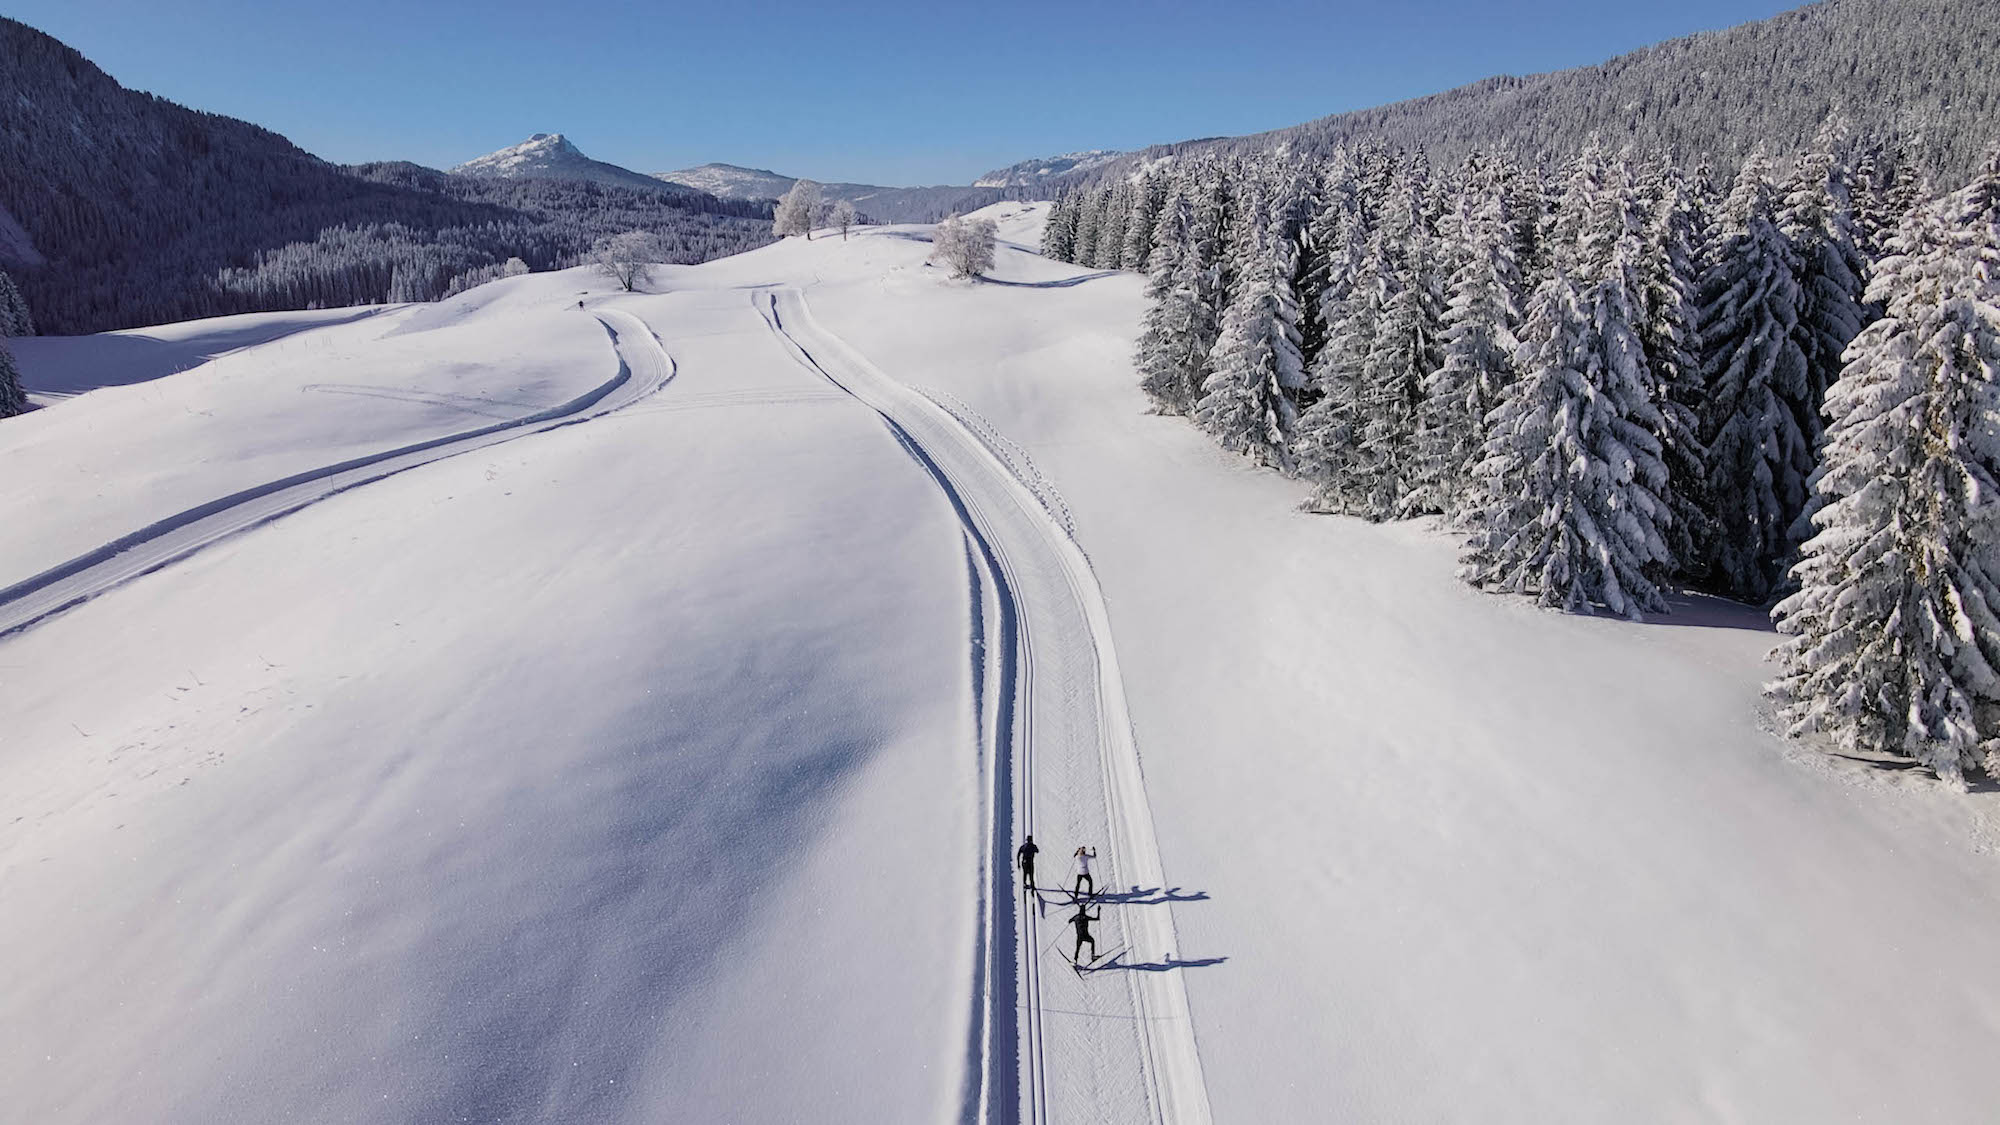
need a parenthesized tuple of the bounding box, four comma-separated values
(1696, 152, 1813, 601)
(1122, 172, 1169, 272)
(1194, 222, 1305, 470)
(1780, 124, 1871, 451)
(1352, 166, 1445, 518)
(1636, 164, 1712, 577)
(1411, 164, 1521, 520)
(1041, 195, 1078, 262)
(1072, 194, 1103, 267)
(0, 338, 24, 419)
(1096, 185, 1130, 271)
(1769, 153, 2000, 785)
(1135, 176, 1227, 414)
(0, 269, 35, 337)
(1460, 267, 1673, 619)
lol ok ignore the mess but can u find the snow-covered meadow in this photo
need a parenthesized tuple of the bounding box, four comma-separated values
(4, 205, 1999, 1122)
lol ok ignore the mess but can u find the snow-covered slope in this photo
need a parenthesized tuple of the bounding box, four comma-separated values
(6, 205, 2000, 1123)
(974, 150, 1124, 189)
(452, 133, 707, 197)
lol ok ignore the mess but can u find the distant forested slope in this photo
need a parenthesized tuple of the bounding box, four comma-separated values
(0, 19, 772, 334)
(1071, 0, 1998, 188)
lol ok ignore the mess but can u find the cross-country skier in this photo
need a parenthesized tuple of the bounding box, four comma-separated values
(1069, 903, 1100, 966)
(1073, 846, 1097, 900)
(1016, 835, 1040, 892)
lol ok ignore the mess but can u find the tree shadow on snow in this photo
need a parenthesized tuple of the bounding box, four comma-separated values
(975, 271, 1121, 289)
(1828, 751, 2000, 793)
(1620, 591, 1778, 632)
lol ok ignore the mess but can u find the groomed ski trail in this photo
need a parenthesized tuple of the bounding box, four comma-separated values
(756, 287, 1213, 1125)
(0, 309, 675, 638)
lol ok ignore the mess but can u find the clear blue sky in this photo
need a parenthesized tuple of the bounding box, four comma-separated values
(12, 0, 1804, 185)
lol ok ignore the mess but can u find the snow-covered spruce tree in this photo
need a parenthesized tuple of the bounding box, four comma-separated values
(1293, 246, 1381, 507)
(0, 268, 34, 337)
(1507, 160, 1553, 294)
(1459, 266, 1673, 619)
(1350, 165, 1444, 519)
(1768, 158, 2000, 785)
(0, 338, 25, 419)
(1296, 158, 1360, 373)
(932, 214, 997, 279)
(1193, 215, 1305, 470)
(1122, 172, 1170, 272)
(1696, 152, 1813, 602)
(774, 179, 822, 239)
(1041, 195, 1078, 262)
(1636, 163, 1713, 578)
(1071, 192, 1103, 269)
(1095, 184, 1130, 271)
(1411, 158, 1521, 521)
(1136, 175, 1228, 414)
(1780, 124, 1871, 452)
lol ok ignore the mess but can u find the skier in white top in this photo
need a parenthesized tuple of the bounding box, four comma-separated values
(1072, 846, 1097, 900)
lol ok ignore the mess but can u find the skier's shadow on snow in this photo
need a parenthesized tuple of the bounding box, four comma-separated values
(1093, 884, 1209, 905)
(1110, 955, 1228, 973)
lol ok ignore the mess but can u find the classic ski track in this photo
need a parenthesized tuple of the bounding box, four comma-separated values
(0, 308, 676, 639)
(755, 287, 1213, 1125)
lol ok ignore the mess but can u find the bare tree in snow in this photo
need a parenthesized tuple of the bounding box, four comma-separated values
(832, 199, 857, 241)
(933, 214, 997, 278)
(593, 230, 659, 292)
(775, 180, 823, 239)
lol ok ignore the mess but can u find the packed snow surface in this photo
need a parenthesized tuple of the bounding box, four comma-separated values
(5, 202, 2000, 1123)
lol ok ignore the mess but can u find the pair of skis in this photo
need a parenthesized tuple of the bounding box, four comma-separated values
(1071, 945, 1124, 977)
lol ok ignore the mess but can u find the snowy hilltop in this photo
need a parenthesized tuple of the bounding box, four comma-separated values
(974, 149, 1125, 189)
(652, 162, 801, 202)
(451, 132, 708, 197)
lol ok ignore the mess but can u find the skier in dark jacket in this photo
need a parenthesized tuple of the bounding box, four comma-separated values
(1016, 836, 1040, 892)
(1069, 903, 1100, 966)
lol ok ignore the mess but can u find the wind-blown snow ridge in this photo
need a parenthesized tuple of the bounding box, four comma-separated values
(758, 286, 1213, 1124)
(0, 309, 674, 637)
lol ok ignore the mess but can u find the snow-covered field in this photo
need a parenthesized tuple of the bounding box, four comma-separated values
(5, 204, 2000, 1122)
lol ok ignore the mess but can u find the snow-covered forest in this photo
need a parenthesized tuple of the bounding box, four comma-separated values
(1045, 133, 2000, 782)
(1067, 0, 2000, 192)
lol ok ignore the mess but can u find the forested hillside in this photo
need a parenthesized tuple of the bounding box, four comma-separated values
(0, 19, 772, 334)
(1070, 0, 1998, 189)
(1045, 121, 2000, 784)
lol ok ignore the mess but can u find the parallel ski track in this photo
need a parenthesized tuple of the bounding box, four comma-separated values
(0, 309, 676, 639)
(755, 287, 1212, 1125)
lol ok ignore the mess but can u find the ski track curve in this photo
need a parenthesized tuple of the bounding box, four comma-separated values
(755, 287, 1213, 1125)
(0, 309, 676, 639)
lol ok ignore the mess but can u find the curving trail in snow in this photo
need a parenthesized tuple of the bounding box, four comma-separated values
(756, 287, 1213, 1125)
(0, 309, 675, 638)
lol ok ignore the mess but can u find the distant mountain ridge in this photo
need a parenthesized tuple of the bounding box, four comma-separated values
(0, 21, 771, 334)
(653, 162, 1029, 223)
(451, 133, 712, 199)
(974, 150, 1122, 189)
(1060, 0, 1998, 187)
